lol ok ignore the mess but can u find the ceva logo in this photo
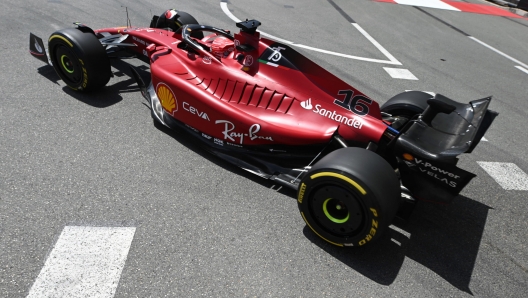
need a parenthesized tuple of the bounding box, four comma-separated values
(183, 102, 210, 121)
(300, 98, 313, 110)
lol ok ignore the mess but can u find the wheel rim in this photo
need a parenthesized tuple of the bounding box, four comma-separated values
(322, 198, 350, 224)
(54, 45, 82, 84)
(310, 185, 365, 236)
(60, 55, 74, 73)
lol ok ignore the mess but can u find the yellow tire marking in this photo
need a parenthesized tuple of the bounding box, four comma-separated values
(301, 212, 343, 247)
(310, 172, 367, 195)
(49, 35, 73, 47)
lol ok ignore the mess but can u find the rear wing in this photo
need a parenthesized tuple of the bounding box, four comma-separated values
(393, 94, 498, 203)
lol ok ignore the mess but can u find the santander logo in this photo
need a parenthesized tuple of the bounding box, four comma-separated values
(300, 99, 363, 129)
(300, 98, 313, 110)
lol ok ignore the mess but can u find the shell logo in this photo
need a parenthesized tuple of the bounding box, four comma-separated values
(156, 82, 178, 115)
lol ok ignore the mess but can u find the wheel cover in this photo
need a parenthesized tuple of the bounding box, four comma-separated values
(60, 55, 74, 73)
(322, 198, 350, 224)
(54, 45, 82, 84)
(310, 185, 365, 237)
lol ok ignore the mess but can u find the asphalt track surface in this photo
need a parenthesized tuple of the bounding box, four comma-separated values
(1, 0, 528, 297)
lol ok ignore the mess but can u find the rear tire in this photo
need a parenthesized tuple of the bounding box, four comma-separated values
(297, 148, 400, 247)
(155, 10, 204, 39)
(48, 28, 111, 91)
(381, 91, 432, 129)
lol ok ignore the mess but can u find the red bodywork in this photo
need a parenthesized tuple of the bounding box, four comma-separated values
(95, 26, 389, 147)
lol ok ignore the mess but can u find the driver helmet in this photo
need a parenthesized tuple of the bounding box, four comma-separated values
(156, 9, 182, 32)
(211, 36, 235, 59)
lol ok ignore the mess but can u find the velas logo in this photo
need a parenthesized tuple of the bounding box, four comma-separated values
(156, 82, 178, 115)
(301, 100, 363, 129)
(300, 98, 313, 110)
(165, 9, 177, 19)
(404, 158, 463, 188)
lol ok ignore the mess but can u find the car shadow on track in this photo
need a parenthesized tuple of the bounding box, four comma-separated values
(148, 100, 489, 294)
(305, 194, 491, 294)
(36, 65, 61, 85)
(35, 60, 143, 108)
(151, 109, 490, 294)
(150, 113, 297, 197)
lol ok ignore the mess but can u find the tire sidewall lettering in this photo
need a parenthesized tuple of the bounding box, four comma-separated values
(298, 170, 381, 247)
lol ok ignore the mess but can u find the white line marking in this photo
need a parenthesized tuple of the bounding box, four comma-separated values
(394, 0, 461, 11)
(351, 23, 401, 65)
(481, 137, 488, 142)
(50, 24, 63, 30)
(389, 225, 411, 238)
(220, 1, 241, 22)
(391, 238, 402, 246)
(384, 68, 419, 80)
(220, 1, 402, 65)
(27, 226, 136, 298)
(258, 31, 294, 45)
(468, 37, 528, 70)
(293, 44, 401, 64)
(515, 66, 528, 75)
(477, 162, 528, 190)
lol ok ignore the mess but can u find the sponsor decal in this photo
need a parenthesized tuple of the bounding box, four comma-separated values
(185, 124, 199, 133)
(300, 98, 313, 110)
(76, 59, 88, 90)
(358, 208, 379, 246)
(201, 133, 212, 139)
(203, 56, 212, 64)
(297, 183, 306, 204)
(268, 46, 285, 62)
(404, 158, 460, 188)
(183, 102, 210, 121)
(215, 120, 274, 144)
(244, 55, 254, 66)
(333, 90, 372, 116)
(132, 36, 146, 46)
(214, 138, 224, 146)
(234, 39, 240, 47)
(165, 9, 177, 19)
(402, 153, 414, 161)
(156, 82, 178, 115)
(34, 39, 43, 53)
(301, 100, 363, 129)
(227, 142, 243, 148)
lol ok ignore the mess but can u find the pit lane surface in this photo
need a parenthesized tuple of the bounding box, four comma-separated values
(1, 0, 528, 296)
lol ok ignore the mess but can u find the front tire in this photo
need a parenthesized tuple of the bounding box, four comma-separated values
(48, 28, 111, 91)
(297, 148, 400, 247)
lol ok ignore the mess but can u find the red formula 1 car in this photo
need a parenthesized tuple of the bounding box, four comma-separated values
(29, 9, 497, 247)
